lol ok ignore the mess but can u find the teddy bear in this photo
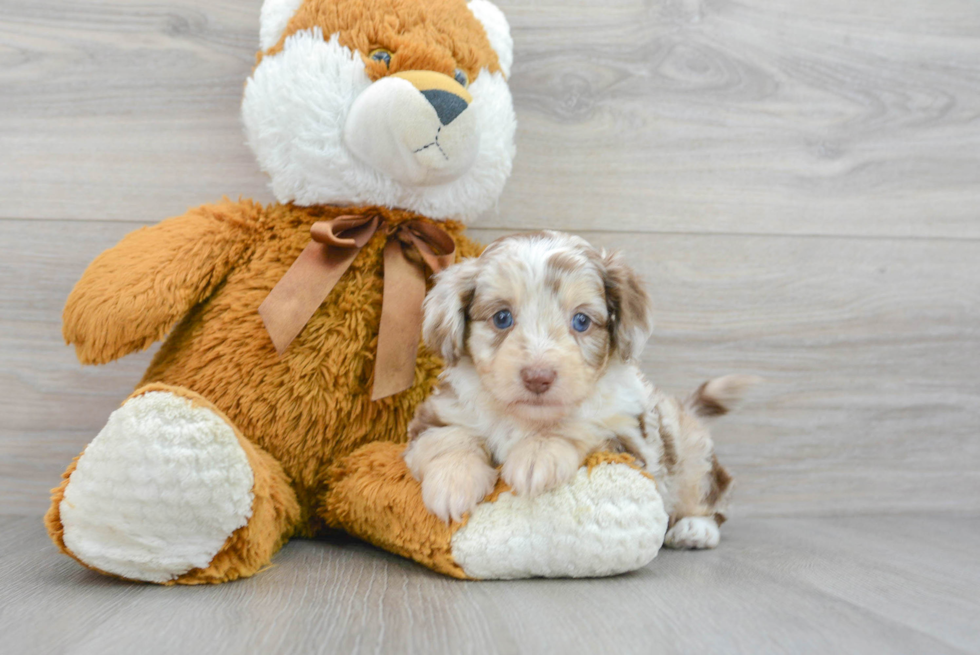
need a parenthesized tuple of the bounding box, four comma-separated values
(44, 0, 669, 583)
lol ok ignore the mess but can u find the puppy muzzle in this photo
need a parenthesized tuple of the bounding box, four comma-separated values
(344, 70, 480, 187)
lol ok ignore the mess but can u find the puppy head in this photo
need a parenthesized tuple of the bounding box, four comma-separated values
(423, 232, 654, 421)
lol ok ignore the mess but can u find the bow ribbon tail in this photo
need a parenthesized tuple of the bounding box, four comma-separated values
(259, 215, 379, 355)
(259, 243, 362, 355)
(371, 239, 429, 400)
(259, 214, 455, 401)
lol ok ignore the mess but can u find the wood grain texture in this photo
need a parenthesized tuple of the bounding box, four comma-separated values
(2, 1, 979, 650)
(1, 0, 979, 237)
(2, 515, 978, 654)
(2, 220, 978, 516)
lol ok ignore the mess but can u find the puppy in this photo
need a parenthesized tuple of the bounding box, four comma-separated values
(403, 231, 752, 549)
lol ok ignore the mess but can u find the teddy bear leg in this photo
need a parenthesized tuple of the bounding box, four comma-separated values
(45, 383, 300, 585)
(320, 442, 669, 580)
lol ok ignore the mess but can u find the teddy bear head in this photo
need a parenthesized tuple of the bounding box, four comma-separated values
(242, 0, 516, 221)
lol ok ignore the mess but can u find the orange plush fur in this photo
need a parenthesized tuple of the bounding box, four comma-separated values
(45, 0, 513, 583)
(263, 0, 501, 80)
(47, 201, 483, 581)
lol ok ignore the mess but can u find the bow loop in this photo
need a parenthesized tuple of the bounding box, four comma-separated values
(258, 213, 457, 400)
(310, 214, 379, 248)
(400, 220, 457, 274)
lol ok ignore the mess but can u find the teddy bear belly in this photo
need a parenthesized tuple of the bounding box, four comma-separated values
(138, 270, 443, 517)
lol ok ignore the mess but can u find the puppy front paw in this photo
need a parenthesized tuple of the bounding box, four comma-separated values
(502, 438, 581, 497)
(420, 453, 498, 524)
(664, 516, 721, 550)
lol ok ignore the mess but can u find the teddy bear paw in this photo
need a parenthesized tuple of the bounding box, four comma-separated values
(450, 461, 668, 579)
(58, 390, 255, 582)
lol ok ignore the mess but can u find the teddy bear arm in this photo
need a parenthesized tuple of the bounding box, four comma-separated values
(321, 443, 668, 580)
(63, 201, 261, 365)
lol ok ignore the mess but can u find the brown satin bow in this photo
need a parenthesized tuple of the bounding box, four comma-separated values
(258, 214, 456, 400)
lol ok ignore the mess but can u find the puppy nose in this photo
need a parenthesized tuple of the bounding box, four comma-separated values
(521, 367, 557, 394)
(421, 89, 468, 125)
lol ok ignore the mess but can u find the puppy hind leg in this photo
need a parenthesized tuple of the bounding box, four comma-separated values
(664, 455, 732, 550)
(664, 516, 721, 550)
(665, 374, 753, 549)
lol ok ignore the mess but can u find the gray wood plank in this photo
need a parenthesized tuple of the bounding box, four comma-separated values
(0, 0, 274, 220)
(1, 515, 977, 654)
(499, 0, 980, 238)
(4, 1, 979, 651)
(2, 219, 978, 517)
(2, 0, 979, 237)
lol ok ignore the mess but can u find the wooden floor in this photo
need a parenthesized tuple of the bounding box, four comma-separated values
(1, 0, 979, 652)
(3, 514, 979, 654)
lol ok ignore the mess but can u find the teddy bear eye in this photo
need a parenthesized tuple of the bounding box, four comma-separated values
(370, 49, 392, 67)
(571, 313, 592, 333)
(492, 309, 513, 330)
(453, 68, 469, 87)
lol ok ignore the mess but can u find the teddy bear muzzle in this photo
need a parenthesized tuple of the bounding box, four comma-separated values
(344, 70, 480, 187)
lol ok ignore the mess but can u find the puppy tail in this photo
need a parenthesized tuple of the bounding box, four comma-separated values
(685, 375, 761, 419)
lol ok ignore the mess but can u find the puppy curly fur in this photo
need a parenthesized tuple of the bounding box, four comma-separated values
(403, 231, 753, 550)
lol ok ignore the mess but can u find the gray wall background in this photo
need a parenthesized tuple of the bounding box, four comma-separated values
(2, 0, 978, 518)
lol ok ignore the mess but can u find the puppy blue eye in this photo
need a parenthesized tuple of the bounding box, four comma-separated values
(492, 309, 513, 329)
(370, 49, 392, 67)
(572, 313, 591, 332)
(453, 68, 469, 87)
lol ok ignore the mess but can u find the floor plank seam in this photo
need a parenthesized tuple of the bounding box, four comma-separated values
(3, 216, 980, 244)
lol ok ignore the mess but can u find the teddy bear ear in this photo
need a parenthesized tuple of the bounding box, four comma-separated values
(468, 0, 513, 78)
(259, 0, 305, 51)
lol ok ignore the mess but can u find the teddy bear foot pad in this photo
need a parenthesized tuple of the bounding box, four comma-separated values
(452, 462, 668, 579)
(327, 443, 669, 580)
(56, 390, 256, 582)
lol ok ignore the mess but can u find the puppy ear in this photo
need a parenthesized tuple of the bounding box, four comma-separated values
(423, 257, 481, 365)
(602, 250, 654, 362)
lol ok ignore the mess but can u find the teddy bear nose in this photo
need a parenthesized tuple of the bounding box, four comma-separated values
(420, 89, 469, 125)
(521, 367, 557, 394)
(389, 70, 473, 127)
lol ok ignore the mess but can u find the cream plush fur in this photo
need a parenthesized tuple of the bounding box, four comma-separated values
(47, 0, 686, 584)
(452, 464, 668, 579)
(260, 0, 306, 51)
(60, 392, 255, 583)
(242, 3, 516, 220)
